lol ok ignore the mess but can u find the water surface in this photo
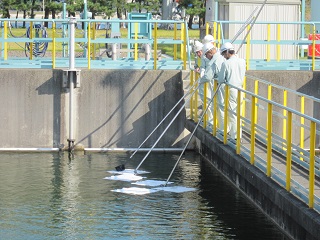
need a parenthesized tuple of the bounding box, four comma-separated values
(0, 152, 289, 239)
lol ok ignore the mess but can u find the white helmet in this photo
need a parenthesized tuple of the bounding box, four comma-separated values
(220, 42, 234, 53)
(193, 40, 203, 53)
(202, 42, 214, 54)
(202, 34, 214, 44)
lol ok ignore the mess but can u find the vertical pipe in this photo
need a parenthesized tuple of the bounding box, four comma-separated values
(236, 90, 241, 154)
(92, 22, 96, 60)
(223, 85, 229, 144)
(267, 24, 270, 62)
(62, 3, 67, 57)
(267, 102, 273, 177)
(277, 24, 281, 62)
(134, 22, 138, 61)
(285, 111, 292, 191)
(250, 95, 256, 165)
(301, 0, 306, 58)
(69, 18, 76, 148)
(300, 96, 305, 161)
(309, 121, 316, 208)
(4, 21, 7, 60)
(52, 22, 56, 69)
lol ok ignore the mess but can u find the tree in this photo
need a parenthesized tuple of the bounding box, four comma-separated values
(177, 0, 205, 29)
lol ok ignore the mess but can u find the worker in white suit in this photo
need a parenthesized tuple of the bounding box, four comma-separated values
(200, 43, 225, 126)
(218, 42, 246, 140)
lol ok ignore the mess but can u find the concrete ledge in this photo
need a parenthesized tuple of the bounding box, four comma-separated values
(186, 119, 320, 240)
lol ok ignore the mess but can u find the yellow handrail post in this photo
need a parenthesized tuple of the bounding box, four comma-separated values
(236, 90, 241, 154)
(4, 21, 8, 60)
(282, 90, 288, 149)
(52, 22, 56, 69)
(174, 23, 177, 60)
(180, 23, 185, 61)
(183, 22, 187, 70)
(217, 23, 221, 49)
(267, 24, 270, 62)
(190, 70, 194, 120)
(206, 22, 209, 35)
(213, 22, 217, 48)
(203, 82, 208, 129)
(213, 81, 218, 137)
(309, 121, 316, 208)
(300, 96, 305, 161)
(267, 102, 273, 177)
(250, 95, 256, 165)
(88, 22, 91, 69)
(267, 84, 272, 131)
(254, 80, 258, 125)
(285, 111, 292, 191)
(223, 85, 229, 144)
(242, 77, 246, 119)
(194, 72, 199, 123)
(277, 24, 281, 62)
(153, 23, 158, 70)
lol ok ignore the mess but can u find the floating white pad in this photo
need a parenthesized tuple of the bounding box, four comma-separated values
(132, 180, 173, 187)
(111, 187, 160, 195)
(107, 169, 150, 175)
(154, 186, 197, 193)
(104, 173, 145, 182)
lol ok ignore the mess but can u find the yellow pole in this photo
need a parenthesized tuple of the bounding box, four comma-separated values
(309, 121, 316, 208)
(52, 22, 56, 69)
(300, 96, 305, 161)
(267, 102, 273, 177)
(267, 85, 272, 131)
(206, 22, 209, 35)
(285, 111, 292, 191)
(174, 23, 177, 60)
(203, 82, 208, 129)
(194, 72, 199, 123)
(88, 23, 91, 69)
(246, 25, 251, 70)
(223, 85, 229, 144)
(277, 24, 281, 62)
(180, 23, 184, 61)
(250, 95, 256, 165)
(282, 90, 288, 148)
(153, 23, 158, 70)
(4, 21, 7, 60)
(242, 77, 246, 118)
(213, 81, 218, 136)
(267, 24, 270, 62)
(134, 22, 138, 61)
(254, 80, 258, 125)
(190, 71, 194, 119)
(236, 90, 241, 154)
(183, 23, 187, 70)
(29, 22, 33, 60)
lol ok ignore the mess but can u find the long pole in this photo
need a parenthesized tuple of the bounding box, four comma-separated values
(163, 84, 222, 186)
(134, 82, 202, 174)
(130, 78, 201, 159)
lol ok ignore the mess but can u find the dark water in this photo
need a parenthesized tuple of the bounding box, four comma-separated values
(0, 152, 289, 240)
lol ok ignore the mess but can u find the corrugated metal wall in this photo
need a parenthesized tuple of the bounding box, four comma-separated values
(218, 3, 300, 60)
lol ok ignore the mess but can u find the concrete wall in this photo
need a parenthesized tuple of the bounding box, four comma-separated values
(0, 69, 188, 150)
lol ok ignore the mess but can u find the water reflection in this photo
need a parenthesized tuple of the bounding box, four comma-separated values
(0, 152, 289, 239)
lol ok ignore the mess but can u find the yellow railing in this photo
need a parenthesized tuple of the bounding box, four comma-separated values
(189, 69, 320, 212)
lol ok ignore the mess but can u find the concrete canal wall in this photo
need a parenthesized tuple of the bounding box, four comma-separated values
(0, 69, 188, 150)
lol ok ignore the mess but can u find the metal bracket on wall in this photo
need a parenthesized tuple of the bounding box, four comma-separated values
(62, 70, 81, 88)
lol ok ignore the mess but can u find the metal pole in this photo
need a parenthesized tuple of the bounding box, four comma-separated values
(83, 0, 88, 58)
(68, 17, 76, 152)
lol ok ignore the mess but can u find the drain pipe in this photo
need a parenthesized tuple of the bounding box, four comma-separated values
(67, 17, 77, 152)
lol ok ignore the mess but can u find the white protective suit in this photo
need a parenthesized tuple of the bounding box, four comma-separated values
(218, 55, 246, 139)
(199, 53, 225, 125)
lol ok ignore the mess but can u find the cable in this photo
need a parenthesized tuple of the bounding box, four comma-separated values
(25, 24, 48, 57)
